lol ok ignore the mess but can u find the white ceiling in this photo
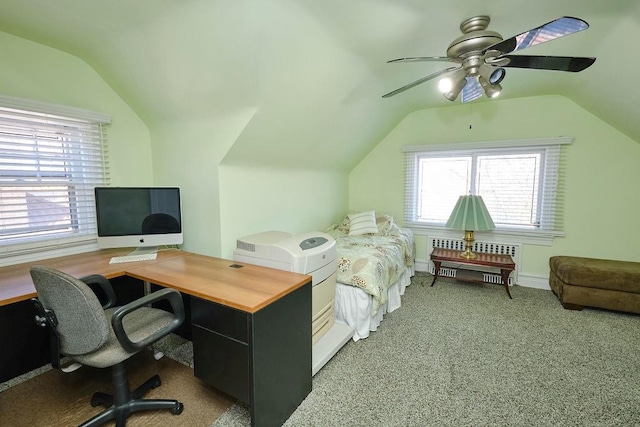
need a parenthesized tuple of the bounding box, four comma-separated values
(0, 0, 637, 171)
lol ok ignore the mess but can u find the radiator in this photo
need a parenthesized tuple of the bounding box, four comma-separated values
(427, 237, 520, 285)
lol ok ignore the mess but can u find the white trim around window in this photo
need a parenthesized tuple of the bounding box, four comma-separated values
(403, 136, 572, 152)
(403, 136, 572, 246)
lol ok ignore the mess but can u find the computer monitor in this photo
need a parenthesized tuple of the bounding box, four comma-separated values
(94, 187, 183, 251)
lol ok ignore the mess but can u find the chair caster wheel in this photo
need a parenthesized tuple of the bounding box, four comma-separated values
(172, 402, 184, 415)
(91, 395, 106, 407)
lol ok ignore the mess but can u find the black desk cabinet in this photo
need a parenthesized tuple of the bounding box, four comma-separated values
(191, 280, 312, 427)
(0, 299, 49, 382)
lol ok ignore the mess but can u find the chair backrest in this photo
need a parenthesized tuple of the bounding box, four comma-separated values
(30, 265, 110, 356)
(141, 213, 180, 234)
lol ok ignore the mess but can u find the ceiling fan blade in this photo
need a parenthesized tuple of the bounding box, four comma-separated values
(387, 56, 454, 64)
(382, 66, 459, 98)
(501, 55, 596, 72)
(485, 16, 590, 55)
(461, 77, 482, 103)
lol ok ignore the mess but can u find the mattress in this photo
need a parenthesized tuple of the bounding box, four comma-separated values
(334, 266, 414, 341)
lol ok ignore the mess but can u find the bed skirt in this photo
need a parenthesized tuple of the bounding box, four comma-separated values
(334, 266, 415, 341)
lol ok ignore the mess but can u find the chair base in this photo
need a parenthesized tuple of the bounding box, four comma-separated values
(81, 362, 183, 427)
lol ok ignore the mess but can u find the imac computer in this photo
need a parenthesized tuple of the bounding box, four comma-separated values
(94, 187, 183, 254)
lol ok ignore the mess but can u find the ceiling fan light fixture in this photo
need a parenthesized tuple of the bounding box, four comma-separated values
(479, 76, 502, 98)
(438, 68, 466, 94)
(438, 68, 467, 93)
(438, 77, 454, 93)
(479, 64, 506, 85)
(488, 85, 501, 98)
(443, 78, 468, 101)
(490, 67, 506, 84)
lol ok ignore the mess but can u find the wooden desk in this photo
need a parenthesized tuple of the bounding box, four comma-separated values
(0, 249, 184, 306)
(430, 248, 515, 298)
(0, 249, 312, 427)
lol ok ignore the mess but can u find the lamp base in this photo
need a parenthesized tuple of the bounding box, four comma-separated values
(459, 230, 478, 259)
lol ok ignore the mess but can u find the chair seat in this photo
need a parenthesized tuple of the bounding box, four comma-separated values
(75, 307, 176, 368)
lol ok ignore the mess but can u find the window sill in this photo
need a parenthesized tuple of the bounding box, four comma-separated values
(406, 224, 561, 246)
(0, 238, 99, 267)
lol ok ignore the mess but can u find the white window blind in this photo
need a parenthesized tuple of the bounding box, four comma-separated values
(403, 137, 570, 235)
(0, 96, 111, 256)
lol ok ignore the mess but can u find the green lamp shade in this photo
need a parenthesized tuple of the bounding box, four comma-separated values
(446, 195, 495, 231)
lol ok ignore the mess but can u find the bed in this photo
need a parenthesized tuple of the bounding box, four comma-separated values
(324, 211, 415, 341)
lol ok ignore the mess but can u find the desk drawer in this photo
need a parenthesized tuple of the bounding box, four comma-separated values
(191, 296, 249, 343)
(193, 325, 250, 404)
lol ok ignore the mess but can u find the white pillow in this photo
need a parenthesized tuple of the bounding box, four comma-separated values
(348, 211, 379, 236)
(375, 213, 394, 236)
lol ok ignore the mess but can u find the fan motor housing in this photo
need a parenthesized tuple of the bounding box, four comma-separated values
(447, 31, 503, 58)
(446, 16, 503, 59)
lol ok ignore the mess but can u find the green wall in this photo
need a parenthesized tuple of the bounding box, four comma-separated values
(349, 95, 640, 284)
(219, 165, 348, 259)
(0, 31, 152, 187)
(149, 109, 256, 258)
(149, 107, 349, 259)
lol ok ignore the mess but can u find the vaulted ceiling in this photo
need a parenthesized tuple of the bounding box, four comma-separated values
(0, 0, 637, 171)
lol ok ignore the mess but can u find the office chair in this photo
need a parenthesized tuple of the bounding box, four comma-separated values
(30, 265, 186, 427)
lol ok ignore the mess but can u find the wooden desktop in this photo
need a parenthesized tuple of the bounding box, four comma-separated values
(0, 249, 312, 427)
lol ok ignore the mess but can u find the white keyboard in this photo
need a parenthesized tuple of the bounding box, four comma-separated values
(109, 253, 158, 264)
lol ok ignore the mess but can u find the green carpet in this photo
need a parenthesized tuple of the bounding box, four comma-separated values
(217, 272, 640, 426)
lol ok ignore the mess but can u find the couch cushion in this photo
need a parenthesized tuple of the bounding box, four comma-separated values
(550, 256, 640, 293)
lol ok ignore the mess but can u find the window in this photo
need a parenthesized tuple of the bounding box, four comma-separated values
(0, 96, 110, 256)
(404, 137, 570, 236)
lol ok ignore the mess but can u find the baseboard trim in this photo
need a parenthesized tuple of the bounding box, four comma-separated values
(415, 259, 430, 272)
(414, 258, 550, 290)
(515, 273, 551, 290)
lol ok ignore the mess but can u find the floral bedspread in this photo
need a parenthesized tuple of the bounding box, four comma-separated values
(324, 218, 414, 313)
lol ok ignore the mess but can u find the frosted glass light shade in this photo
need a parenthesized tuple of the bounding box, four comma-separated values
(446, 195, 495, 231)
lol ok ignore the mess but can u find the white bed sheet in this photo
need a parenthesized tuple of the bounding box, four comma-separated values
(334, 265, 414, 341)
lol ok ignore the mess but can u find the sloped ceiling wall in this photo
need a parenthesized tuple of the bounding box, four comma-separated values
(0, 0, 638, 173)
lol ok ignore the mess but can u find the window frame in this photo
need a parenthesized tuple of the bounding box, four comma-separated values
(0, 95, 111, 262)
(403, 137, 572, 246)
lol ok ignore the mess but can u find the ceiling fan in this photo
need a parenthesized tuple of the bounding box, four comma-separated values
(382, 16, 596, 102)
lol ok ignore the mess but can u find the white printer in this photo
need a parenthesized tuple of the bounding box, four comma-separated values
(234, 231, 336, 287)
(234, 230, 353, 375)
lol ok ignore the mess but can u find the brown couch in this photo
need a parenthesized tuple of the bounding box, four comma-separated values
(549, 256, 640, 314)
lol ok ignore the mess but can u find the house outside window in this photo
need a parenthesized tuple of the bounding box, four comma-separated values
(403, 137, 571, 242)
(0, 96, 110, 258)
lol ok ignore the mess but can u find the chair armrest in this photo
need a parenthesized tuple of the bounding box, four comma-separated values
(80, 274, 116, 309)
(111, 288, 185, 353)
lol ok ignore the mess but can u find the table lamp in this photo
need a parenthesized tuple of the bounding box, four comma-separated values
(446, 195, 495, 259)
